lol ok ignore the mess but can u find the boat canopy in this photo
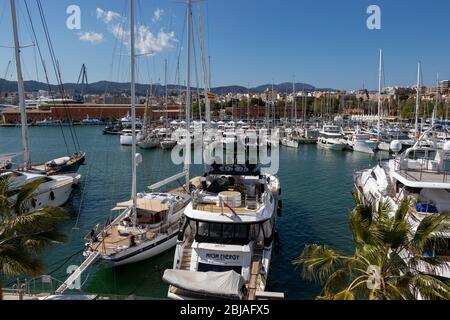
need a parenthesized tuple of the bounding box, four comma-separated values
(163, 270, 245, 299)
(45, 156, 70, 167)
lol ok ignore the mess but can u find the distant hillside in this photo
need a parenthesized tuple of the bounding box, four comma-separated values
(0, 78, 319, 96)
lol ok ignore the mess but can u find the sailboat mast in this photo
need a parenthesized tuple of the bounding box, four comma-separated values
(130, 0, 137, 210)
(432, 73, 438, 126)
(303, 88, 307, 130)
(414, 62, 421, 139)
(293, 79, 297, 124)
(185, 0, 192, 188)
(377, 48, 382, 142)
(247, 84, 250, 123)
(165, 59, 168, 128)
(10, 0, 31, 169)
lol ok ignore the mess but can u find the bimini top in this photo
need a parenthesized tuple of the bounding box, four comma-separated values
(209, 163, 261, 176)
(163, 269, 245, 299)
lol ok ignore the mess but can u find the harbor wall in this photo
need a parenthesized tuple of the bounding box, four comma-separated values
(0, 103, 182, 123)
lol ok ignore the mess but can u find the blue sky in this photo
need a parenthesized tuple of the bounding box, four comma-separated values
(0, 0, 449, 90)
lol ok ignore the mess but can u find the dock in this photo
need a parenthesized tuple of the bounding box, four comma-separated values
(295, 137, 317, 144)
(55, 252, 100, 295)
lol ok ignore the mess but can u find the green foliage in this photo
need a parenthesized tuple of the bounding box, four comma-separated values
(0, 176, 67, 299)
(293, 195, 450, 300)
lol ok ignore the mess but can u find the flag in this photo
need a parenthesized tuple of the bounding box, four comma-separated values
(220, 197, 237, 216)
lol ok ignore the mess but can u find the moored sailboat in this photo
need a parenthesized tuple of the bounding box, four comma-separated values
(83, 0, 191, 266)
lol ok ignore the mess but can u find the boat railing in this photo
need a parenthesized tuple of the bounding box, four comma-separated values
(193, 191, 261, 213)
(3, 275, 65, 299)
(393, 156, 449, 183)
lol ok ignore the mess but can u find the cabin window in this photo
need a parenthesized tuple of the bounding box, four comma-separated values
(234, 224, 248, 240)
(222, 224, 234, 238)
(198, 222, 209, 237)
(195, 222, 250, 245)
(434, 238, 450, 258)
(136, 209, 163, 224)
(210, 223, 222, 238)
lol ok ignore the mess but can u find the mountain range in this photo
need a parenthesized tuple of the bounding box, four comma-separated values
(0, 78, 325, 96)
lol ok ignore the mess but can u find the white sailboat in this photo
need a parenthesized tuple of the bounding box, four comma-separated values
(83, 0, 191, 266)
(4, 0, 80, 209)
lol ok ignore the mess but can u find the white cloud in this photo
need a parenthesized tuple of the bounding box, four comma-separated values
(152, 8, 164, 23)
(78, 31, 104, 44)
(136, 26, 176, 54)
(96, 7, 176, 55)
(96, 8, 121, 24)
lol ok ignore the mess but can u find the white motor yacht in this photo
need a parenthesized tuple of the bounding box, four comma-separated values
(317, 125, 346, 150)
(163, 163, 281, 300)
(347, 127, 379, 154)
(353, 129, 450, 285)
(1, 170, 81, 210)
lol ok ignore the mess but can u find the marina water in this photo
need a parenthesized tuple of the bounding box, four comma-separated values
(0, 126, 381, 299)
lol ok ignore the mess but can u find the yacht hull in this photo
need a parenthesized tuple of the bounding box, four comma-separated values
(281, 139, 299, 148)
(317, 140, 345, 150)
(351, 141, 379, 154)
(138, 140, 159, 149)
(120, 135, 133, 145)
(160, 140, 177, 150)
(101, 232, 179, 266)
(11, 178, 78, 210)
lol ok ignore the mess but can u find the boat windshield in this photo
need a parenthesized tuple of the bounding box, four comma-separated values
(189, 219, 273, 246)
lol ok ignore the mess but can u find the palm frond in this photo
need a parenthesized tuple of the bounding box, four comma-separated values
(349, 208, 382, 247)
(394, 198, 411, 223)
(293, 244, 344, 283)
(412, 215, 448, 248)
(411, 273, 450, 300)
(322, 268, 351, 296)
(331, 289, 356, 300)
(0, 244, 44, 277)
(383, 220, 410, 249)
(0, 207, 67, 238)
(21, 229, 67, 254)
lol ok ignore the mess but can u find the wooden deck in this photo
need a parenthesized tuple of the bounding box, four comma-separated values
(194, 202, 257, 214)
(247, 244, 263, 300)
(90, 224, 155, 255)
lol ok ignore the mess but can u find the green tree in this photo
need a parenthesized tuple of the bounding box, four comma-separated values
(0, 177, 67, 300)
(293, 195, 450, 300)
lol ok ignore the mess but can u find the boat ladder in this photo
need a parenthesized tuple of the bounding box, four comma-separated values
(55, 252, 100, 295)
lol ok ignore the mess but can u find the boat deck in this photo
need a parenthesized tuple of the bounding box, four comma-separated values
(396, 170, 449, 184)
(194, 202, 257, 214)
(90, 224, 156, 255)
(247, 244, 263, 300)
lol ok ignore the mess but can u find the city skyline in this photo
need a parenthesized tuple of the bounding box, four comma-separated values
(0, 0, 449, 91)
